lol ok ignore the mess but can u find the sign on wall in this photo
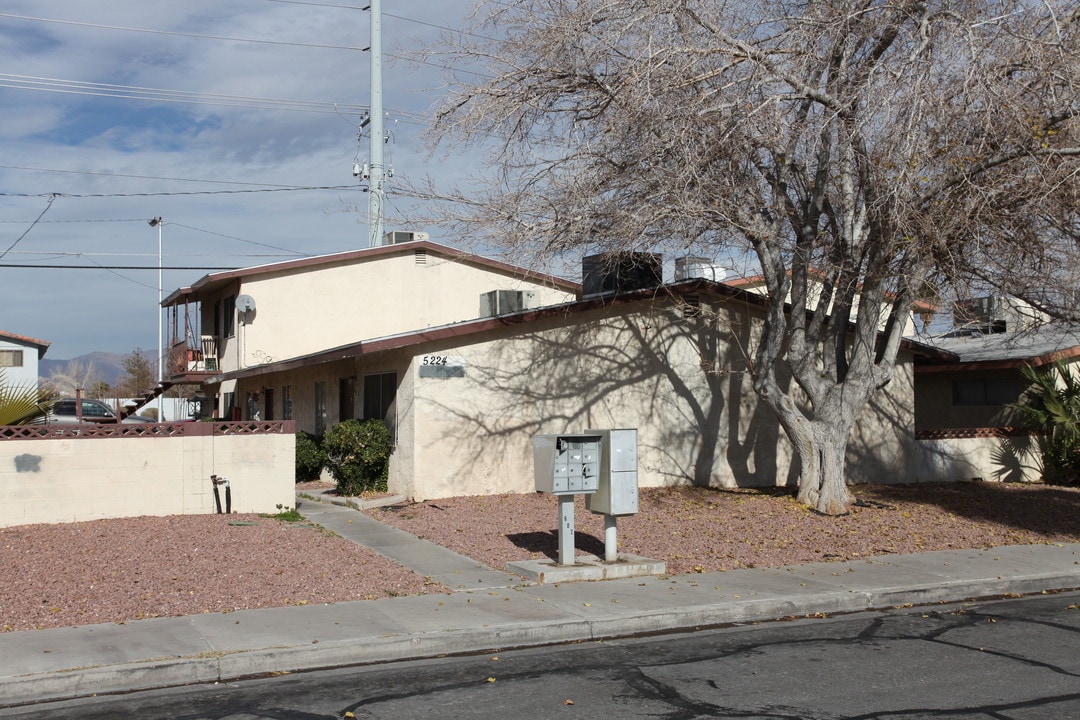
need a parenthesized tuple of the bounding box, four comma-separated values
(418, 354, 466, 378)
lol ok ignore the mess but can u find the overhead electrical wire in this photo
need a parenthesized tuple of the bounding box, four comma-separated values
(0, 73, 369, 115)
(0, 263, 237, 270)
(0, 12, 369, 51)
(0, 185, 362, 199)
(169, 223, 308, 256)
(0, 194, 57, 261)
(5, 251, 299, 258)
(0, 163, 331, 187)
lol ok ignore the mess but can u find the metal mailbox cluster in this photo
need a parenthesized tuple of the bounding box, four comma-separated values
(533, 429, 640, 565)
(532, 434, 602, 495)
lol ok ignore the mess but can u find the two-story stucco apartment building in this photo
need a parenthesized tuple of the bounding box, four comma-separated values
(161, 238, 928, 501)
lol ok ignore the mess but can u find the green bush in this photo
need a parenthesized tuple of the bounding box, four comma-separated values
(295, 430, 326, 482)
(323, 419, 392, 495)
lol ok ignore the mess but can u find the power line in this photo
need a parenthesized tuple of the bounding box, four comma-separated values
(263, 0, 367, 8)
(0, 194, 57, 261)
(169, 223, 308, 256)
(0, 218, 146, 224)
(0, 263, 237, 270)
(0, 186, 364, 199)
(0, 13, 369, 51)
(0, 73, 369, 116)
(0, 163, 317, 188)
(6, 251, 300, 258)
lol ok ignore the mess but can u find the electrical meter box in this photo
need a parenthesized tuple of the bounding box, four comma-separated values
(585, 428, 639, 515)
(533, 434, 603, 495)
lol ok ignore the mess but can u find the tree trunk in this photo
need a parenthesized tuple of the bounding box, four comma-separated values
(788, 417, 855, 516)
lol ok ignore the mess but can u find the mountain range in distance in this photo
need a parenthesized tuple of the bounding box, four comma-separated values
(39, 352, 128, 388)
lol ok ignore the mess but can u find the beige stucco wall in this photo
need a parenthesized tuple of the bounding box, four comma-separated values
(0, 425, 295, 528)
(211, 250, 576, 374)
(406, 300, 916, 500)
(229, 294, 917, 501)
(915, 435, 1040, 483)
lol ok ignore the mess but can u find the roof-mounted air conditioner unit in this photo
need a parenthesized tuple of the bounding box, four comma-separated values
(674, 256, 726, 282)
(385, 231, 430, 244)
(479, 290, 539, 317)
(582, 252, 663, 298)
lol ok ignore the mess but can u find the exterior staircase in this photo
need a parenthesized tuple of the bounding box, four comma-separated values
(120, 381, 174, 420)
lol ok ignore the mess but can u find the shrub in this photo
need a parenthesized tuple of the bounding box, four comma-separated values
(295, 430, 326, 482)
(1008, 362, 1080, 485)
(323, 419, 392, 495)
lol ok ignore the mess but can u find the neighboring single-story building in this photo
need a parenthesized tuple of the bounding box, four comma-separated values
(910, 297, 1080, 483)
(0, 330, 50, 390)
(913, 301, 1080, 432)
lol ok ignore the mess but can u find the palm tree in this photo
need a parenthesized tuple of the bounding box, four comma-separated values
(1008, 362, 1080, 484)
(0, 369, 51, 425)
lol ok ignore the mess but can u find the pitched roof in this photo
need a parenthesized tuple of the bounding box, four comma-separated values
(0, 330, 50, 358)
(912, 324, 1080, 372)
(162, 240, 580, 306)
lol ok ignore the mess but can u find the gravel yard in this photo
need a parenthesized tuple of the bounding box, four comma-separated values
(3, 481, 1079, 633)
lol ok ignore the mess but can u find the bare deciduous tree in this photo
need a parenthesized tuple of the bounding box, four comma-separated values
(416, 0, 1079, 513)
(42, 359, 104, 398)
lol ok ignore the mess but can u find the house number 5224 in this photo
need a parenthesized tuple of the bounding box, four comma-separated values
(421, 355, 448, 366)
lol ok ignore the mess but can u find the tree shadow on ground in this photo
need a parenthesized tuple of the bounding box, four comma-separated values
(862, 481, 1080, 537)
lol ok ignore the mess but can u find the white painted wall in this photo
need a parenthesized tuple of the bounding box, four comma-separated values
(0, 336, 42, 389)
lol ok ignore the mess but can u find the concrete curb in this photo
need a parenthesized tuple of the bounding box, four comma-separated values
(5, 568, 1079, 708)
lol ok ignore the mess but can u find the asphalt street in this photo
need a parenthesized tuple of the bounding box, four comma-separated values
(8, 591, 1080, 720)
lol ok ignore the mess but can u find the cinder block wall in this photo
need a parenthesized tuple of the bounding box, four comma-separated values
(0, 422, 295, 528)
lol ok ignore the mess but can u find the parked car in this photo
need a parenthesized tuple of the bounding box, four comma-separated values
(42, 398, 156, 425)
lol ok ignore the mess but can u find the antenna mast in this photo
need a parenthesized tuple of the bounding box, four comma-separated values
(367, 0, 385, 247)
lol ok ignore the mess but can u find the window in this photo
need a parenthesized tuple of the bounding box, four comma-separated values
(222, 295, 236, 338)
(282, 385, 292, 420)
(953, 378, 1021, 406)
(0, 349, 24, 367)
(363, 372, 397, 422)
(263, 387, 275, 421)
(246, 391, 260, 420)
(339, 377, 356, 421)
(314, 381, 326, 435)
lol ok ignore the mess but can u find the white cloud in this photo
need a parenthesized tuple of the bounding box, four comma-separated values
(0, 1, 478, 358)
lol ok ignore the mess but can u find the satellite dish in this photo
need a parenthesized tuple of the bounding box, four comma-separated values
(236, 294, 257, 313)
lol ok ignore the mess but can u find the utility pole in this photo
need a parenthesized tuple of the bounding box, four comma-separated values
(367, 0, 385, 247)
(148, 217, 164, 422)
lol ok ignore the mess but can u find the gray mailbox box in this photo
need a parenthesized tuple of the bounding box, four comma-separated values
(533, 434, 603, 495)
(585, 428, 639, 516)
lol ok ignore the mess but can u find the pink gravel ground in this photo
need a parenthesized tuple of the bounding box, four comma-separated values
(3, 481, 1079, 632)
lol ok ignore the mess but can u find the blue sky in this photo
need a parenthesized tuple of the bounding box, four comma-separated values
(0, 0, 480, 361)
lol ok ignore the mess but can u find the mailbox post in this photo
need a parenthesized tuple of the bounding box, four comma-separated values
(586, 428, 639, 562)
(533, 433, 602, 566)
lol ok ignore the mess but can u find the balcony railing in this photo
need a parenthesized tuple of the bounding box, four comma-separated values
(165, 336, 220, 383)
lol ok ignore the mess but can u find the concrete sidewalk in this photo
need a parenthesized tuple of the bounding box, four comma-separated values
(3, 497, 1080, 709)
